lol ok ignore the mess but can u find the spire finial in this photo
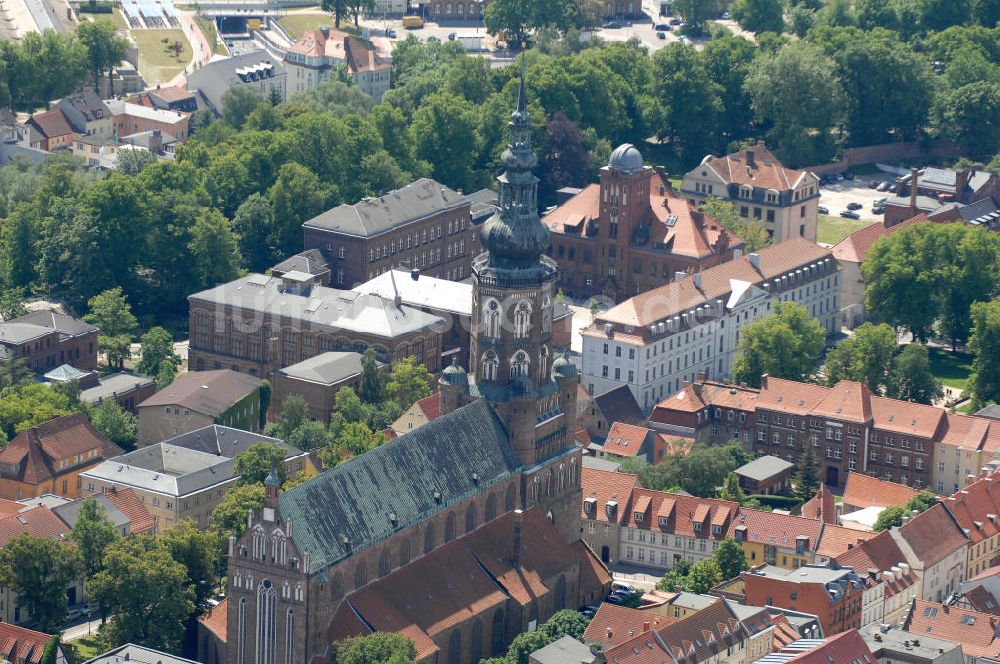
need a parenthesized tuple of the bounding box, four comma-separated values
(517, 58, 527, 115)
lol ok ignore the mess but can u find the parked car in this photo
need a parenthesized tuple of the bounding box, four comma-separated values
(670, 17, 682, 24)
(447, 31, 456, 40)
(655, 22, 670, 29)
(818, 205, 830, 214)
(840, 210, 861, 219)
(66, 608, 84, 622)
(868, 179, 880, 188)
(657, 30, 666, 38)
(872, 205, 885, 214)
(386, 28, 397, 37)
(603, 20, 623, 28)
(613, 581, 637, 594)
(846, 202, 863, 210)
(876, 181, 891, 192)
(722, 11, 730, 19)
(679, 35, 689, 42)
(835, 173, 845, 181)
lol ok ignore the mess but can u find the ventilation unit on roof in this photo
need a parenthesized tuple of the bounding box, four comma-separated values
(666, 215, 678, 227)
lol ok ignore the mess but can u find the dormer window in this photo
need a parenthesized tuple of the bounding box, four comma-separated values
(634, 512, 644, 523)
(693, 522, 702, 532)
(659, 516, 668, 526)
(585, 498, 596, 513)
(606, 500, 618, 517)
(712, 525, 722, 536)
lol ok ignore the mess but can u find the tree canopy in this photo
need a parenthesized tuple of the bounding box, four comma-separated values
(732, 301, 827, 388)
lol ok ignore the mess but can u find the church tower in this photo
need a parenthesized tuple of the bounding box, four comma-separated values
(440, 65, 581, 541)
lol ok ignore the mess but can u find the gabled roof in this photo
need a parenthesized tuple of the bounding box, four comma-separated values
(593, 385, 646, 426)
(138, 369, 261, 417)
(5, 309, 96, 338)
(964, 585, 1000, 615)
(0, 505, 70, 547)
(0, 413, 122, 485)
(801, 484, 836, 525)
(582, 467, 639, 524)
(584, 603, 676, 646)
(842, 472, 920, 511)
(942, 471, 1000, 545)
(809, 381, 873, 423)
(701, 142, 808, 192)
(279, 398, 522, 574)
(815, 524, 875, 559)
(83, 644, 199, 664)
(784, 630, 875, 664)
(197, 598, 227, 642)
(734, 509, 822, 551)
(735, 455, 794, 482)
(603, 422, 653, 457)
(271, 249, 329, 277)
(27, 109, 76, 139)
(592, 237, 831, 327)
(0, 623, 60, 664)
(276, 352, 367, 386)
(622, 488, 739, 538)
(897, 502, 969, 568)
(159, 424, 296, 460)
(834, 530, 917, 599)
(831, 215, 925, 264)
(905, 600, 1000, 660)
(102, 487, 156, 534)
(303, 178, 468, 238)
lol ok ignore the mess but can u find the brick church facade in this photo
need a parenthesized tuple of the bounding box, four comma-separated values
(208, 71, 608, 664)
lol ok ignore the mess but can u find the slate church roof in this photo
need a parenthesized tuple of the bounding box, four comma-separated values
(279, 398, 522, 574)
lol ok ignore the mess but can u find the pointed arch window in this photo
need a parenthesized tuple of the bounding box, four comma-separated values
(514, 301, 531, 338)
(284, 609, 294, 664)
(491, 609, 505, 655)
(424, 522, 436, 554)
(445, 511, 456, 542)
(256, 580, 277, 664)
(505, 484, 516, 511)
(486, 493, 498, 522)
(238, 598, 248, 664)
(471, 619, 484, 663)
(465, 503, 477, 534)
(354, 562, 367, 590)
(379, 548, 391, 577)
(482, 351, 499, 381)
(509, 351, 529, 381)
(483, 299, 501, 338)
(539, 346, 549, 382)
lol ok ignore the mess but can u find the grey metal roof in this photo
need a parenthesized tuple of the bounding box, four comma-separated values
(186, 50, 285, 114)
(885, 195, 940, 211)
(279, 398, 522, 574)
(302, 178, 468, 238)
(190, 274, 444, 340)
(608, 143, 645, 173)
(9, 310, 97, 337)
(83, 644, 200, 664)
(81, 372, 154, 404)
(277, 351, 370, 385)
(593, 384, 645, 426)
(530, 636, 596, 664)
(161, 424, 301, 460)
(582, 455, 621, 472)
(958, 196, 1000, 221)
(82, 444, 237, 497)
(354, 270, 473, 316)
(52, 492, 131, 531)
(0, 322, 52, 344)
(271, 249, 329, 276)
(44, 364, 90, 382)
(735, 455, 794, 482)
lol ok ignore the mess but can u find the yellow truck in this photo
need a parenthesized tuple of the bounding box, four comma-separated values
(402, 15, 423, 28)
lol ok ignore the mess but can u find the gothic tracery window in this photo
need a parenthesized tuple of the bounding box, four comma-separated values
(514, 301, 531, 338)
(482, 351, 499, 381)
(256, 580, 277, 664)
(509, 351, 529, 381)
(483, 299, 501, 338)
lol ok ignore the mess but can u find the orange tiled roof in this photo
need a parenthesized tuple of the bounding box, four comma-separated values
(897, 502, 969, 568)
(815, 524, 876, 558)
(702, 142, 807, 192)
(603, 422, 653, 458)
(198, 597, 227, 642)
(622, 488, 739, 539)
(0, 622, 58, 664)
(0, 506, 70, 547)
(784, 630, 876, 664)
(583, 603, 675, 646)
(416, 392, 441, 422)
(103, 487, 156, 534)
(942, 471, 1000, 545)
(963, 585, 1000, 615)
(582, 467, 639, 524)
(905, 600, 1000, 660)
(0, 414, 122, 486)
(733, 508, 822, 551)
(574, 540, 612, 591)
(842, 472, 920, 511)
(831, 215, 926, 264)
(801, 484, 836, 525)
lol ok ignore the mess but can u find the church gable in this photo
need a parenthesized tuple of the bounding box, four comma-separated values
(278, 398, 521, 574)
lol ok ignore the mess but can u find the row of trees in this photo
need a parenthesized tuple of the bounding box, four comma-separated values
(620, 441, 752, 497)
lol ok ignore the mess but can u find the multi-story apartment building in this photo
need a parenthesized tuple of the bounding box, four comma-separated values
(302, 178, 480, 289)
(739, 565, 865, 636)
(187, 271, 445, 379)
(931, 413, 1000, 495)
(732, 509, 823, 570)
(543, 143, 743, 303)
(940, 471, 1000, 579)
(284, 27, 391, 101)
(680, 142, 821, 244)
(890, 503, 969, 602)
(835, 530, 919, 628)
(904, 600, 1000, 664)
(650, 375, 951, 489)
(619, 489, 740, 571)
(581, 467, 639, 565)
(581, 237, 837, 410)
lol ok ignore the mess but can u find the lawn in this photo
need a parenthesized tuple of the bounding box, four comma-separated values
(816, 214, 877, 246)
(66, 635, 102, 661)
(131, 28, 193, 85)
(928, 346, 974, 390)
(278, 13, 360, 38)
(194, 15, 228, 55)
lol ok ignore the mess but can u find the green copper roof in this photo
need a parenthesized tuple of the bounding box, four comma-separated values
(279, 398, 521, 574)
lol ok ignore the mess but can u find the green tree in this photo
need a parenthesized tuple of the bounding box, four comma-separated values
(0, 383, 76, 438)
(208, 483, 265, 547)
(232, 193, 275, 273)
(84, 287, 138, 369)
(332, 632, 418, 664)
(411, 92, 479, 193)
(268, 162, 331, 259)
(934, 81, 1000, 160)
(731, 0, 785, 33)
(713, 538, 749, 579)
(234, 443, 288, 486)
(701, 35, 758, 145)
(685, 559, 724, 593)
(189, 209, 243, 288)
(161, 519, 216, 610)
(872, 504, 908, 531)
(136, 326, 177, 376)
(71, 497, 118, 577)
(855, 0, 898, 29)
(320, 0, 348, 28)
(156, 359, 177, 390)
(822, 323, 897, 393)
(673, 0, 725, 33)
(116, 148, 158, 175)
(650, 44, 723, 162)
(732, 301, 827, 388)
(276, 394, 309, 437)
(334, 387, 372, 425)
(969, 298, 1000, 407)
(360, 347, 383, 404)
(385, 356, 432, 407)
(794, 442, 819, 502)
(221, 86, 265, 129)
(886, 343, 943, 405)
(719, 472, 747, 504)
(76, 20, 129, 95)
(288, 421, 332, 451)
(655, 558, 692, 592)
(906, 491, 937, 513)
(88, 399, 138, 451)
(88, 536, 195, 654)
(541, 610, 590, 641)
(0, 534, 82, 633)
(631, 442, 750, 497)
(700, 197, 769, 252)
(39, 636, 59, 664)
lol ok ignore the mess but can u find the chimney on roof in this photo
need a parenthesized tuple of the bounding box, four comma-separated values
(607, 627, 613, 639)
(692, 273, 702, 290)
(513, 509, 523, 570)
(748, 253, 760, 270)
(957, 168, 970, 196)
(320, 25, 330, 38)
(760, 374, 769, 389)
(910, 167, 919, 215)
(410, 268, 420, 281)
(696, 371, 707, 383)
(746, 147, 755, 168)
(674, 270, 686, 282)
(643, 621, 651, 632)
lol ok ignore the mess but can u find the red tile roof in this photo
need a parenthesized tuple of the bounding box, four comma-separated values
(801, 484, 837, 525)
(842, 472, 922, 511)
(0, 413, 122, 486)
(770, 614, 801, 649)
(834, 530, 917, 599)
(784, 630, 875, 664)
(831, 215, 925, 264)
(103, 487, 156, 534)
(582, 467, 639, 524)
(584, 603, 676, 646)
(603, 423, 653, 458)
(0, 505, 70, 547)
(198, 597, 227, 642)
(0, 622, 58, 664)
(416, 392, 441, 422)
(733, 508, 822, 551)
(905, 600, 1000, 660)
(27, 109, 75, 139)
(815, 524, 876, 559)
(942, 471, 1000, 545)
(622, 488, 739, 539)
(964, 585, 1000, 615)
(897, 503, 969, 568)
(806, 380, 873, 423)
(702, 142, 807, 192)
(574, 540, 612, 593)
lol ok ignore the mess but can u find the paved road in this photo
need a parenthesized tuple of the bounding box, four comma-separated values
(62, 616, 102, 642)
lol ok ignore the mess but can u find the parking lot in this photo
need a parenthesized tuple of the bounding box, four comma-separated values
(818, 173, 896, 222)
